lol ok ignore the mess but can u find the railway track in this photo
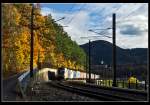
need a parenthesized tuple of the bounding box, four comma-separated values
(65, 81, 147, 101)
(48, 81, 147, 101)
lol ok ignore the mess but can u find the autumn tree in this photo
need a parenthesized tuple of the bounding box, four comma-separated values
(2, 4, 21, 76)
(2, 3, 86, 78)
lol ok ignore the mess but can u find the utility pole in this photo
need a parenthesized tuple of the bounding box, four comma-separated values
(80, 34, 112, 83)
(30, 4, 34, 78)
(89, 40, 91, 83)
(112, 13, 117, 87)
(85, 54, 88, 82)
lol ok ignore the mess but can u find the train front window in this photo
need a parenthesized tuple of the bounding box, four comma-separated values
(58, 68, 65, 74)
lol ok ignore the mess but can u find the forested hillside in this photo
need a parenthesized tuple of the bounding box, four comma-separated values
(80, 40, 147, 65)
(2, 3, 86, 78)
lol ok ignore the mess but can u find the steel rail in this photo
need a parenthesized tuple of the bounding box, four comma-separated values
(48, 81, 143, 101)
(64, 82, 147, 101)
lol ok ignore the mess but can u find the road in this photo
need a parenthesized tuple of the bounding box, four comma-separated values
(2, 68, 37, 101)
(2, 72, 24, 101)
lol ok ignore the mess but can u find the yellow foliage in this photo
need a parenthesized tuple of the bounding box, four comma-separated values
(128, 77, 139, 84)
(2, 4, 21, 27)
(2, 3, 85, 78)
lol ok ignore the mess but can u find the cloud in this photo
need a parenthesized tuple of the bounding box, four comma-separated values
(41, 3, 148, 49)
(120, 24, 145, 35)
(116, 32, 148, 49)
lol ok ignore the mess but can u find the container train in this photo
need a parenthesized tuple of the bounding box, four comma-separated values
(56, 67, 100, 80)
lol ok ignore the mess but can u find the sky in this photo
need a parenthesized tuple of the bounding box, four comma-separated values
(40, 3, 148, 49)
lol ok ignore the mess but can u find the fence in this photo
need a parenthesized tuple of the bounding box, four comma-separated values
(16, 68, 58, 98)
(95, 79, 148, 91)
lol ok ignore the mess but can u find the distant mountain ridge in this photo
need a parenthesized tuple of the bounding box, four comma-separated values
(80, 40, 148, 65)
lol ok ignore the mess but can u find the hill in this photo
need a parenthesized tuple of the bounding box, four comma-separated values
(80, 40, 147, 65)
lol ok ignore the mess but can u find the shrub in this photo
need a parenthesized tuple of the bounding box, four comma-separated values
(128, 76, 139, 84)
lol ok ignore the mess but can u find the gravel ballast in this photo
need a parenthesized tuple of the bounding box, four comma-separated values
(26, 81, 100, 101)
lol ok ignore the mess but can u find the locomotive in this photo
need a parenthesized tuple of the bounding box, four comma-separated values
(57, 67, 65, 80)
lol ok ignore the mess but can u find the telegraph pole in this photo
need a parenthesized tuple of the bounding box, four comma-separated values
(112, 13, 117, 87)
(30, 4, 34, 78)
(85, 54, 87, 82)
(89, 40, 91, 83)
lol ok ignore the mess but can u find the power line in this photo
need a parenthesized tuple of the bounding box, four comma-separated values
(94, 6, 144, 40)
(90, 5, 122, 28)
(101, 5, 122, 28)
(88, 5, 122, 36)
(66, 3, 86, 25)
(95, 4, 146, 29)
(61, 3, 77, 25)
(67, 4, 86, 24)
(116, 4, 145, 24)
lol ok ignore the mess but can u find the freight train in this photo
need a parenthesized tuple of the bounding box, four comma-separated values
(56, 67, 100, 80)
